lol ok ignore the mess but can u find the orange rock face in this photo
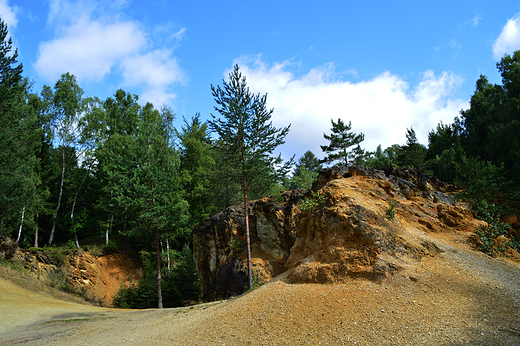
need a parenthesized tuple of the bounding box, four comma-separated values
(192, 166, 488, 300)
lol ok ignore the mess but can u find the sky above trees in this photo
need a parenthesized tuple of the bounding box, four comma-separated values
(2, 0, 520, 161)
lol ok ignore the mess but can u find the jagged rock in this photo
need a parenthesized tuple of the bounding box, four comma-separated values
(0, 236, 18, 260)
(192, 193, 302, 300)
(192, 166, 483, 300)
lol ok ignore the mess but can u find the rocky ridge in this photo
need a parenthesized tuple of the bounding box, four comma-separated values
(192, 166, 485, 300)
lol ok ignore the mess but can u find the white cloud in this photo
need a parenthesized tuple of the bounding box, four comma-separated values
(230, 56, 467, 162)
(120, 49, 185, 106)
(468, 12, 482, 26)
(0, 0, 18, 29)
(34, 0, 185, 108)
(493, 14, 520, 60)
(34, 16, 146, 81)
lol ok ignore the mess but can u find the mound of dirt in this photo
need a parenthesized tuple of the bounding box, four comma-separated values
(192, 166, 498, 300)
(1, 229, 520, 345)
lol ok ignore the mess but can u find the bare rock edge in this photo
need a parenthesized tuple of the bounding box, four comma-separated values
(192, 166, 482, 300)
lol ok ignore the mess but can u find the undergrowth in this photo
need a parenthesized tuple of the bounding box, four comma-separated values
(471, 200, 519, 256)
(300, 191, 325, 212)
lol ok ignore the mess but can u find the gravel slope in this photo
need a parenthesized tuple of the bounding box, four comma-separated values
(1, 230, 519, 346)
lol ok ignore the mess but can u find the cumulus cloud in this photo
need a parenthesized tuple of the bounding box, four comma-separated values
(34, 0, 185, 107)
(120, 49, 185, 107)
(34, 17, 146, 81)
(0, 0, 19, 29)
(230, 56, 467, 162)
(493, 14, 520, 60)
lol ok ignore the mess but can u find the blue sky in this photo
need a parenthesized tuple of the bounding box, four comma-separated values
(2, 1, 520, 163)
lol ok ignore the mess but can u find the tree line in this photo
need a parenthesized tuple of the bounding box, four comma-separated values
(1, 16, 519, 306)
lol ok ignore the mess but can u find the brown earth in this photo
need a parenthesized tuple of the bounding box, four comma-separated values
(1, 228, 520, 345)
(2, 167, 520, 345)
(1, 240, 143, 307)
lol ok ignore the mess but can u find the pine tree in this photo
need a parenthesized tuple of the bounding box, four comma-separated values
(320, 118, 365, 167)
(290, 150, 322, 189)
(397, 127, 427, 171)
(209, 65, 292, 290)
(177, 114, 216, 231)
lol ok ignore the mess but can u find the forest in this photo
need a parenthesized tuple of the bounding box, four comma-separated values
(1, 18, 519, 308)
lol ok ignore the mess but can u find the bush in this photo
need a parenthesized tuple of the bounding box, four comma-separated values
(386, 200, 397, 220)
(113, 245, 201, 308)
(472, 200, 516, 256)
(300, 191, 325, 212)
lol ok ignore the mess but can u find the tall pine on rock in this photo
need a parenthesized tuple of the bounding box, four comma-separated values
(209, 65, 292, 290)
(321, 118, 365, 167)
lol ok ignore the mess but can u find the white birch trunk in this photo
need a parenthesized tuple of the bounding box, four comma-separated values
(166, 238, 171, 276)
(48, 147, 66, 246)
(15, 206, 26, 243)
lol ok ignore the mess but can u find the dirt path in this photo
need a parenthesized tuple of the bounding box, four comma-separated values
(1, 231, 520, 345)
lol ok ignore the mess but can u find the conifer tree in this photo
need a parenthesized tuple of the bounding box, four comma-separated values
(321, 118, 365, 167)
(209, 65, 292, 290)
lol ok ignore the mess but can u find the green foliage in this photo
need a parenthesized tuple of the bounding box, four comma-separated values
(454, 154, 511, 208)
(177, 114, 216, 230)
(364, 144, 400, 169)
(300, 191, 325, 212)
(209, 65, 293, 290)
(0, 18, 40, 238)
(321, 118, 365, 167)
(45, 246, 70, 266)
(458, 51, 520, 187)
(252, 270, 265, 289)
(397, 127, 428, 172)
(104, 239, 118, 253)
(426, 122, 462, 181)
(209, 65, 293, 202)
(472, 201, 516, 256)
(386, 200, 397, 220)
(289, 150, 322, 190)
(113, 245, 201, 308)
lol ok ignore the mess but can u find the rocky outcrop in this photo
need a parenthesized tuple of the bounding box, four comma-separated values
(0, 237, 142, 306)
(192, 166, 483, 300)
(192, 189, 304, 300)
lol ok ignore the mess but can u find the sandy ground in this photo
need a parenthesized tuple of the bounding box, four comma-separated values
(1, 231, 520, 346)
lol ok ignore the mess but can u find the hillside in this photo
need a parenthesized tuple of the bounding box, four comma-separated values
(1, 225, 519, 345)
(1, 166, 520, 345)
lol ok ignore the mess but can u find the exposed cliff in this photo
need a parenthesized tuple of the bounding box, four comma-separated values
(0, 239, 141, 306)
(192, 166, 484, 300)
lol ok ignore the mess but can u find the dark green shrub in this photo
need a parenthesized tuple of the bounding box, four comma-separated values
(386, 200, 397, 220)
(113, 245, 201, 308)
(300, 191, 325, 212)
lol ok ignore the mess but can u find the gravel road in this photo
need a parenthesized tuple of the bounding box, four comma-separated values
(1, 230, 520, 345)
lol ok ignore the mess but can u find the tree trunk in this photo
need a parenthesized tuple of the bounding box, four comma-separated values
(48, 147, 66, 246)
(16, 206, 26, 243)
(34, 213, 39, 248)
(0, 214, 4, 239)
(166, 238, 171, 277)
(156, 225, 163, 309)
(105, 214, 113, 246)
(70, 164, 92, 249)
(244, 175, 253, 290)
